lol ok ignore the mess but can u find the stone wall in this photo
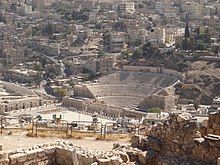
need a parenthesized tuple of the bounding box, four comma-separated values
(74, 85, 95, 99)
(200, 112, 220, 136)
(122, 65, 183, 79)
(138, 87, 177, 111)
(131, 112, 220, 165)
(3, 83, 36, 96)
(0, 141, 132, 165)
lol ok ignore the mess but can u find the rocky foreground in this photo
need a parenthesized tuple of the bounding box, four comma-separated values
(1, 112, 220, 165)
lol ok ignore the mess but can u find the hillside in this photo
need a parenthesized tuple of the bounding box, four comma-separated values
(175, 61, 220, 104)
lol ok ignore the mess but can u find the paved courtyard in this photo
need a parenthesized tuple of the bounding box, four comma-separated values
(8, 104, 114, 124)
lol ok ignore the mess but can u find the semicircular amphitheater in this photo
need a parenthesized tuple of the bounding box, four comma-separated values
(82, 70, 180, 109)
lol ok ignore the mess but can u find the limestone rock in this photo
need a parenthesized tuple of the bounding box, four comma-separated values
(176, 113, 192, 123)
(97, 158, 111, 165)
(131, 135, 141, 148)
(138, 151, 147, 165)
(119, 152, 129, 163)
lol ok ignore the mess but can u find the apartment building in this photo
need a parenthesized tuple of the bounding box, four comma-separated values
(32, 0, 45, 11)
(5, 48, 25, 68)
(155, 0, 174, 14)
(149, 27, 166, 44)
(4, 69, 38, 83)
(86, 57, 113, 73)
(119, 0, 135, 16)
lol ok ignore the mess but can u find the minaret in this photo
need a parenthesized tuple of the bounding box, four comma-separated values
(184, 12, 190, 50)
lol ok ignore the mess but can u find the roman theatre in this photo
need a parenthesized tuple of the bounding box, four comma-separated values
(63, 66, 183, 119)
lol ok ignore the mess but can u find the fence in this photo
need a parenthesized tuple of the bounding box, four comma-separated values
(0, 116, 147, 139)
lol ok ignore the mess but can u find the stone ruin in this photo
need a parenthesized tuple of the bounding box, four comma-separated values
(2, 112, 220, 165)
(0, 140, 135, 165)
(131, 112, 220, 165)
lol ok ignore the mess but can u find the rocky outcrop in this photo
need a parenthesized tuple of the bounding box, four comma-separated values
(200, 112, 220, 136)
(131, 112, 220, 165)
(175, 73, 220, 104)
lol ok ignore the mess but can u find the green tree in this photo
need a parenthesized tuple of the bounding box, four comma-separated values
(176, 60, 190, 72)
(67, 79, 75, 88)
(0, 14, 7, 24)
(102, 31, 111, 46)
(40, 57, 47, 68)
(142, 42, 160, 58)
(132, 48, 143, 59)
(128, 38, 143, 48)
(102, 31, 111, 51)
(45, 67, 58, 79)
(55, 88, 68, 101)
(43, 22, 53, 35)
(95, 22, 103, 29)
(34, 72, 43, 87)
(148, 107, 161, 113)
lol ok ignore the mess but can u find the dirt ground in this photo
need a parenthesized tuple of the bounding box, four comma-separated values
(0, 133, 130, 152)
(188, 61, 220, 78)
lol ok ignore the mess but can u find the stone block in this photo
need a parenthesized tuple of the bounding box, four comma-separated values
(216, 130, 220, 135)
(26, 150, 37, 160)
(0, 152, 7, 159)
(176, 113, 192, 123)
(97, 158, 111, 165)
(138, 151, 147, 165)
(90, 162, 98, 165)
(36, 149, 45, 157)
(201, 120, 208, 128)
(39, 156, 49, 161)
(119, 152, 129, 163)
(23, 159, 37, 165)
(110, 156, 122, 165)
(207, 128, 214, 134)
(38, 159, 49, 165)
(9, 153, 27, 164)
(0, 159, 9, 165)
(213, 123, 220, 131)
(217, 157, 220, 165)
(194, 138, 205, 145)
(131, 135, 142, 148)
(209, 112, 218, 121)
(45, 147, 56, 155)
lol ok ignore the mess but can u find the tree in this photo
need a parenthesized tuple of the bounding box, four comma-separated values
(138, 4, 144, 9)
(132, 48, 143, 59)
(40, 57, 47, 68)
(176, 60, 190, 72)
(67, 79, 75, 88)
(128, 38, 143, 48)
(148, 107, 161, 113)
(55, 88, 68, 101)
(43, 22, 53, 35)
(72, 10, 78, 20)
(213, 46, 219, 56)
(184, 13, 190, 50)
(45, 67, 58, 79)
(142, 42, 160, 58)
(102, 31, 111, 46)
(95, 22, 103, 29)
(34, 72, 43, 87)
(102, 31, 111, 51)
(0, 14, 7, 24)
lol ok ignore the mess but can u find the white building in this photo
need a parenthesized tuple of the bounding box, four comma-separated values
(155, 0, 174, 14)
(119, 0, 135, 16)
(149, 27, 166, 44)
